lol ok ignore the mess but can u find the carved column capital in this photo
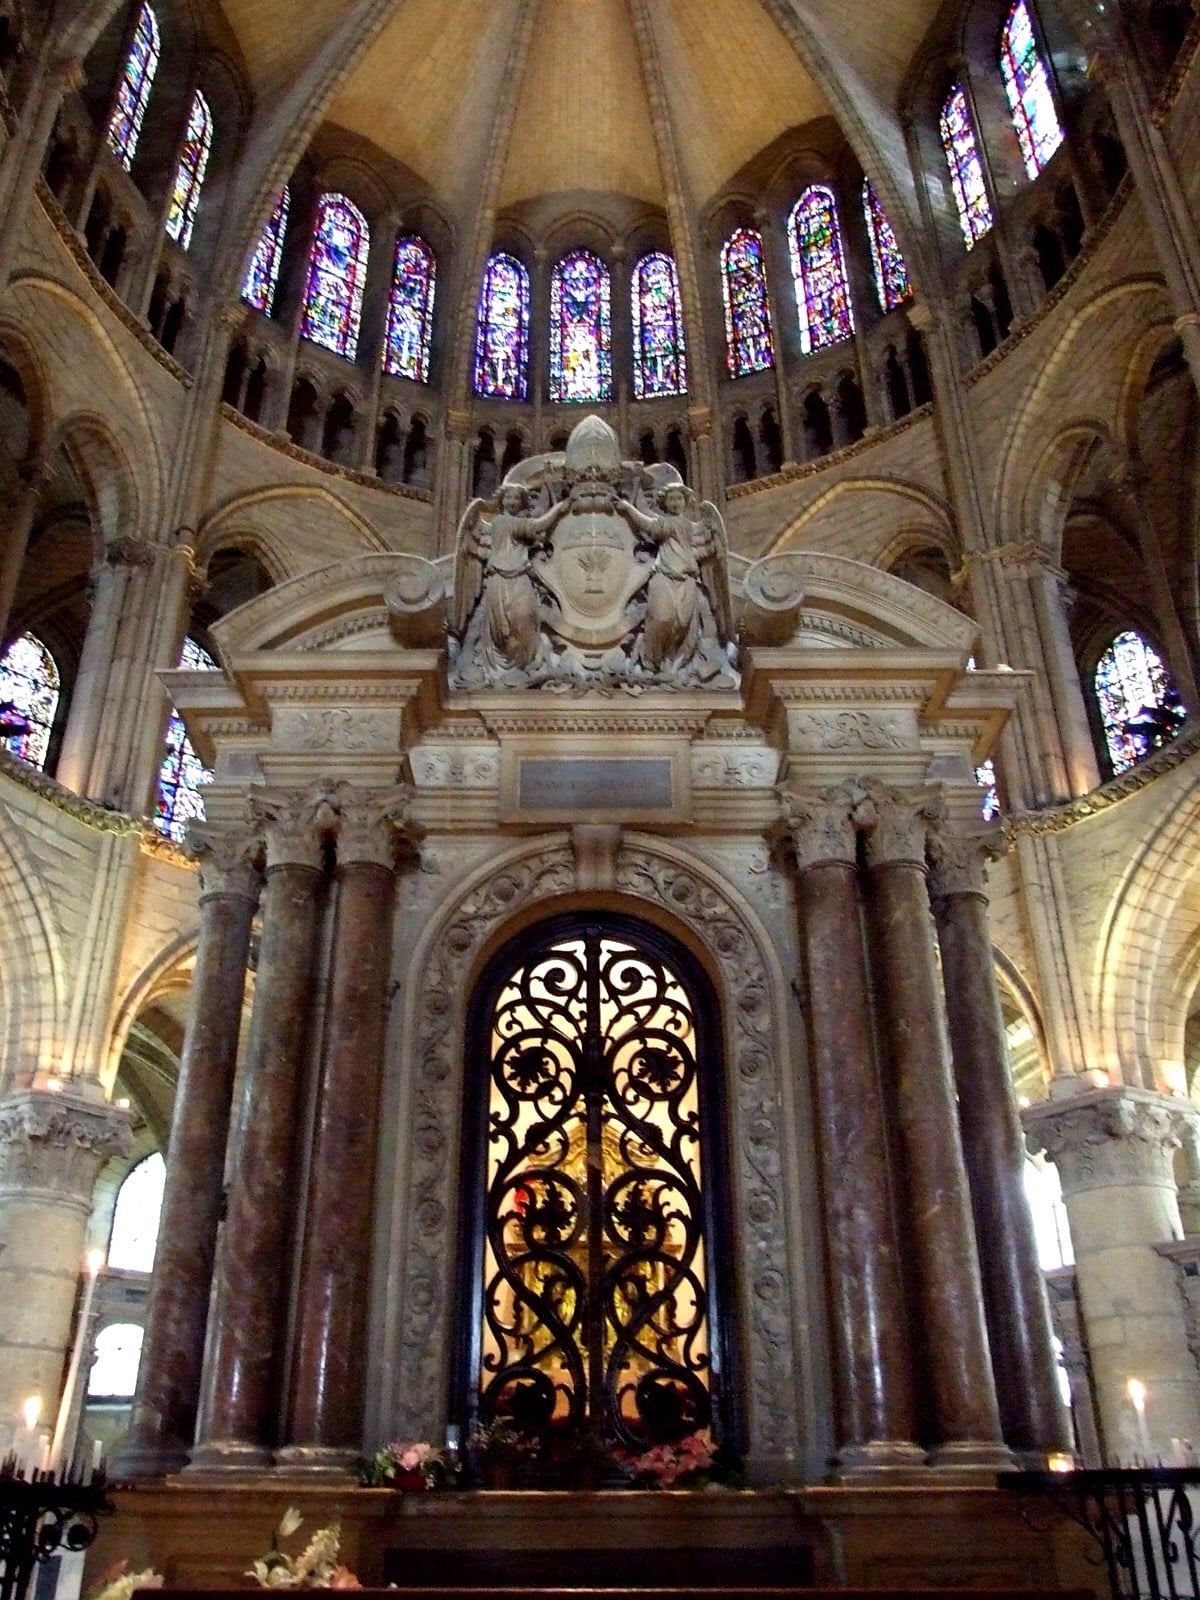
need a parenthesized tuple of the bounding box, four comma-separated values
(927, 821, 1004, 900)
(249, 785, 338, 871)
(183, 821, 264, 901)
(0, 1089, 133, 1202)
(1024, 1088, 1195, 1195)
(330, 782, 423, 869)
(853, 780, 945, 869)
(104, 534, 158, 570)
(778, 787, 856, 870)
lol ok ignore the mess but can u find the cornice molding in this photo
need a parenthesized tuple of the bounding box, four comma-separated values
(1003, 723, 1200, 839)
(0, 748, 191, 866)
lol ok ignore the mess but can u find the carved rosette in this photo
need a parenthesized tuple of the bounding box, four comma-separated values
(183, 821, 263, 903)
(391, 837, 799, 1470)
(778, 786, 856, 871)
(0, 1090, 133, 1202)
(927, 822, 1004, 901)
(1024, 1089, 1196, 1196)
(853, 780, 946, 870)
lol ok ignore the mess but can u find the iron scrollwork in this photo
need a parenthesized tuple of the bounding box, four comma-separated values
(0, 1474, 110, 1600)
(478, 928, 713, 1449)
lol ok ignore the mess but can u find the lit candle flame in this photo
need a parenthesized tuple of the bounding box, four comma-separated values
(86, 1249, 105, 1277)
(22, 1396, 41, 1431)
(1128, 1377, 1147, 1415)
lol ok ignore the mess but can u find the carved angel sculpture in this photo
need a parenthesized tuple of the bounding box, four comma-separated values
(452, 484, 567, 673)
(614, 484, 734, 675)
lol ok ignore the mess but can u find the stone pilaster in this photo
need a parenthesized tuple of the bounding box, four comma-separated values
(1026, 1088, 1200, 1462)
(281, 785, 419, 1473)
(0, 1089, 132, 1430)
(780, 787, 922, 1475)
(857, 781, 1010, 1468)
(929, 823, 1071, 1458)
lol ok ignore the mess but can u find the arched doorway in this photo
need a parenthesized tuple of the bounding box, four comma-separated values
(455, 912, 733, 1452)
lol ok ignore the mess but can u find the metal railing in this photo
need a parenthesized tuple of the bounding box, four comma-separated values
(0, 1469, 110, 1600)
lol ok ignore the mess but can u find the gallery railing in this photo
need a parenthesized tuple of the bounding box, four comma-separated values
(0, 1468, 110, 1600)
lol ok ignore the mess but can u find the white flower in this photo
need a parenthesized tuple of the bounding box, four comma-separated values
(277, 1507, 304, 1540)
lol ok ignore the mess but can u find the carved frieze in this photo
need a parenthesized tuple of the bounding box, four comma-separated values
(274, 706, 399, 754)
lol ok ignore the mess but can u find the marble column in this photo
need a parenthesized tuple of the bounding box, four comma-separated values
(858, 782, 1010, 1467)
(113, 823, 261, 1480)
(929, 824, 1071, 1458)
(189, 790, 332, 1472)
(280, 786, 417, 1472)
(781, 789, 923, 1474)
(1026, 1088, 1200, 1461)
(0, 1090, 131, 1432)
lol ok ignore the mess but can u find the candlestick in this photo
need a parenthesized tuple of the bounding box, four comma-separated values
(49, 1250, 104, 1474)
(1128, 1376, 1153, 1463)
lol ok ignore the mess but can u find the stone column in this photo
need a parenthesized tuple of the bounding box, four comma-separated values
(113, 823, 261, 1479)
(858, 782, 1010, 1467)
(1026, 1088, 1200, 1461)
(781, 790, 923, 1474)
(280, 786, 418, 1472)
(0, 1090, 131, 1431)
(0, 452, 48, 645)
(928, 824, 1071, 1458)
(0, 56, 85, 291)
(189, 790, 332, 1472)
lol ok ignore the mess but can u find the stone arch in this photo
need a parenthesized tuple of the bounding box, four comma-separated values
(770, 476, 955, 561)
(0, 809, 66, 1090)
(1020, 422, 1115, 565)
(379, 831, 811, 1478)
(105, 926, 198, 1092)
(1116, 319, 1189, 460)
(53, 411, 142, 552)
(197, 485, 391, 584)
(0, 321, 51, 458)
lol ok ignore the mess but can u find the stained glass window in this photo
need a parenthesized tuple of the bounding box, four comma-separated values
(1000, 0, 1064, 179)
(1094, 630, 1187, 774)
(165, 91, 212, 251)
(720, 228, 774, 377)
(384, 236, 436, 383)
(632, 251, 688, 399)
(243, 186, 289, 315)
(787, 187, 854, 356)
(863, 180, 912, 312)
(301, 194, 370, 361)
(0, 633, 60, 771)
(975, 758, 1000, 820)
(940, 84, 993, 247)
(473, 253, 531, 400)
(155, 637, 215, 844)
(549, 251, 612, 404)
(107, 3, 160, 170)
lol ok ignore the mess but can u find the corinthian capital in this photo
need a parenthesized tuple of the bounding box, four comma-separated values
(927, 821, 1004, 900)
(852, 779, 945, 870)
(777, 786, 856, 871)
(1024, 1087, 1194, 1196)
(330, 783, 423, 869)
(0, 1089, 133, 1201)
(249, 784, 339, 871)
(183, 820, 263, 901)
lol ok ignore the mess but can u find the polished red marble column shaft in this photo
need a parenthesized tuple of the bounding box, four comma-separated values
(861, 787, 1008, 1463)
(285, 801, 405, 1462)
(191, 797, 326, 1469)
(930, 828, 1071, 1455)
(784, 792, 921, 1468)
(113, 826, 260, 1478)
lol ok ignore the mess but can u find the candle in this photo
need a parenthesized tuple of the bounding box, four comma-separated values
(13, 1395, 42, 1477)
(90, 1438, 103, 1481)
(1128, 1376, 1153, 1463)
(49, 1251, 104, 1475)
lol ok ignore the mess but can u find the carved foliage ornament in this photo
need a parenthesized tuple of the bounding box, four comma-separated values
(449, 417, 738, 693)
(0, 1092, 133, 1197)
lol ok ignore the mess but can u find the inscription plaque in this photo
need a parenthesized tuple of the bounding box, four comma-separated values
(518, 757, 674, 814)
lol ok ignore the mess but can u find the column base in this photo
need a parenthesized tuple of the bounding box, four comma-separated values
(185, 1440, 274, 1476)
(928, 1439, 1017, 1476)
(272, 1445, 360, 1480)
(109, 1438, 192, 1482)
(832, 1440, 930, 1482)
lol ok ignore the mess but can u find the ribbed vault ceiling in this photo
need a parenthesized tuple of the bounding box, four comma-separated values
(215, 0, 938, 213)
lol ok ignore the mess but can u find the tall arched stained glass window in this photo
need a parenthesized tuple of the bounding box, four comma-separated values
(243, 186, 290, 315)
(474, 253, 531, 400)
(863, 180, 911, 312)
(107, 3, 160, 170)
(155, 637, 216, 844)
(632, 252, 688, 399)
(302, 194, 370, 361)
(1001, 0, 1064, 178)
(549, 251, 612, 404)
(165, 91, 212, 250)
(0, 633, 60, 771)
(940, 84, 993, 247)
(720, 228, 773, 377)
(1094, 630, 1187, 774)
(787, 187, 854, 356)
(384, 236, 436, 383)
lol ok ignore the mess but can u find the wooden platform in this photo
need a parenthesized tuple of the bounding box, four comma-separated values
(89, 1484, 1099, 1594)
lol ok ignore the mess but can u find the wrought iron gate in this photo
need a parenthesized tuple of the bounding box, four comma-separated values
(462, 917, 723, 1450)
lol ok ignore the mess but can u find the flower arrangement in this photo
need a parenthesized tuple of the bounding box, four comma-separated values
(361, 1440, 455, 1490)
(620, 1428, 718, 1488)
(87, 1562, 164, 1600)
(246, 1506, 361, 1589)
(468, 1420, 537, 1487)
